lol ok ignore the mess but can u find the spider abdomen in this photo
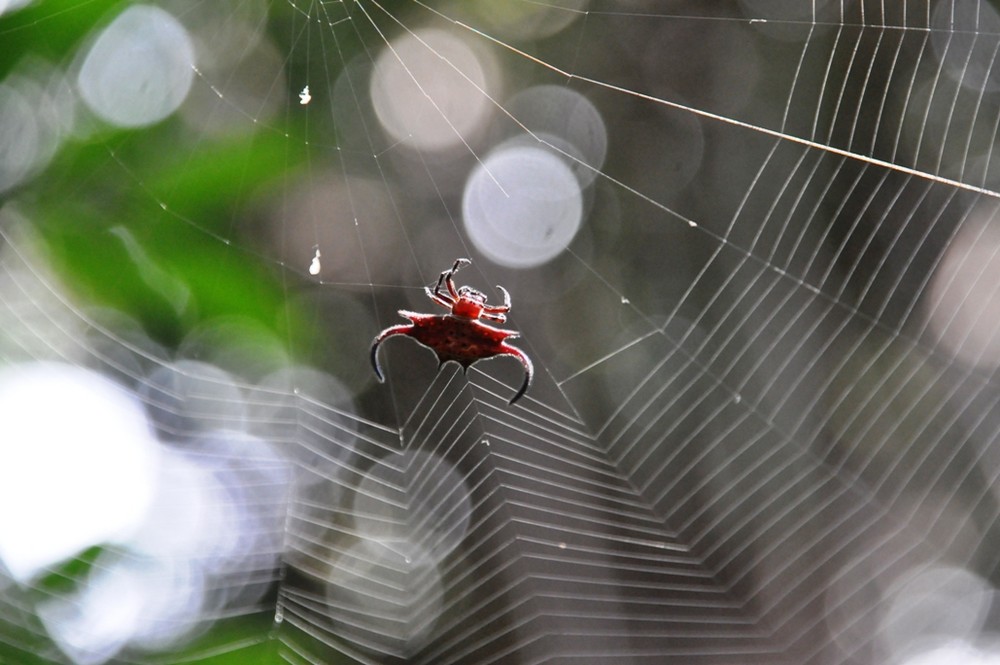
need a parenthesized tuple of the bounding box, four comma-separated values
(401, 311, 518, 367)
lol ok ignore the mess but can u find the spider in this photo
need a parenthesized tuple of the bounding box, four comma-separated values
(371, 258, 533, 405)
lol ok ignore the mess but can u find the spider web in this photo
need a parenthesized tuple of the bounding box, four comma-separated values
(1, 0, 999, 664)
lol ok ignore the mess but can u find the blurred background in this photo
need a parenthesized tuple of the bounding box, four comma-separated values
(3, 1, 1000, 663)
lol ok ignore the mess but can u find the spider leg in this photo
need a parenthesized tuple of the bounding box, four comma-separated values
(437, 258, 471, 300)
(500, 343, 533, 406)
(481, 285, 511, 314)
(370, 324, 413, 382)
(450, 257, 472, 275)
(433, 271, 457, 302)
(480, 311, 507, 324)
(425, 286, 455, 311)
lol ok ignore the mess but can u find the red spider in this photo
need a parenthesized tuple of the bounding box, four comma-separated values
(371, 258, 533, 405)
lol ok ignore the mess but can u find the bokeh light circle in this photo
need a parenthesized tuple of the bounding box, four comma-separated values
(0, 362, 159, 582)
(463, 143, 583, 268)
(77, 4, 195, 128)
(880, 564, 993, 661)
(505, 85, 607, 185)
(370, 28, 495, 153)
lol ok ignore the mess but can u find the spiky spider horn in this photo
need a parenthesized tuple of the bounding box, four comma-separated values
(370, 324, 412, 383)
(503, 345, 534, 406)
(370, 339, 386, 383)
(494, 285, 511, 309)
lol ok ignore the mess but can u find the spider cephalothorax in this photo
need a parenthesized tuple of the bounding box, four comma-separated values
(370, 258, 533, 405)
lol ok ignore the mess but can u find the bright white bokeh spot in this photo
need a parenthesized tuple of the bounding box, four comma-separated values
(926, 216, 1000, 370)
(38, 556, 207, 664)
(118, 560, 207, 651)
(38, 560, 148, 665)
(504, 85, 607, 185)
(127, 447, 226, 562)
(77, 4, 195, 128)
(463, 144, 583, 268)
(69, 432, 286, 660)
(161, 432, 289, 583)
(881, 564, 993, 661)
(0, 363, 159, 582)
(370, 28, 496, 152)
(352, 449, 471, 563)
(899, 642, 1000, 665)
(33, 424, 290, 664)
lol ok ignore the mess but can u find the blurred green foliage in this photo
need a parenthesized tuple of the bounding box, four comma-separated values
(0, 0, 131, 76)
(0, 2, 318, 662)
(0, 1, 411, 662)
(1, 1, 309, 348)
